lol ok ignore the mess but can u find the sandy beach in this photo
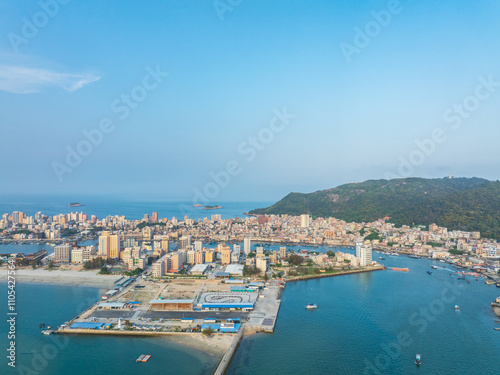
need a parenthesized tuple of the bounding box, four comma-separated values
(0, 267, 122, 288)
(161, 333, 234, 357)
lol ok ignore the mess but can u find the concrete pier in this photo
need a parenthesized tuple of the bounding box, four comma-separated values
(213, 328, 244, 375)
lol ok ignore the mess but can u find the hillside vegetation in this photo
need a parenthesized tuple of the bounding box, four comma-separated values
(249, 177, 500, 239)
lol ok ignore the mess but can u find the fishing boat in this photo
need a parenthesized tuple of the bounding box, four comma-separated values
(427, 271, 432, 275)
(455, 305, 460, 310)
(430, 265, 438, 269)
(379, 257, 386, 260)
(494, 328, 500, 331)
(415, 354, 421, 366)
(485, 280, 495, 285)
(496, 282, 500, 288)
(305, 303, 317, 309)
(41, 330, 54, 335)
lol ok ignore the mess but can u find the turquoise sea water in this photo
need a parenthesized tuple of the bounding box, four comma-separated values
(1, 283, 219, 375)
(228, 254, 500, 375)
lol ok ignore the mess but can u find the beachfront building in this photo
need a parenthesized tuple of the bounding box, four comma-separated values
(99, 232, 121, 259)
(71, 246, 96, 263)
(54, 244, 71, 262)
(128, 256, 146, 271)
(356, 241, 373, 267)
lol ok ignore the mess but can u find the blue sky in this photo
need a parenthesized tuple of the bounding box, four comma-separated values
(1, 0, 500, 202)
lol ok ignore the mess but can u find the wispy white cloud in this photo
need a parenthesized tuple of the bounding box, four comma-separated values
(0, 65, 101, 94)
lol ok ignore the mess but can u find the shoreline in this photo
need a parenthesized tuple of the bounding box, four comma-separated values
(0, 268, 121, 288)
(285, 266, 385, 282)
(59, 329, 233, 357)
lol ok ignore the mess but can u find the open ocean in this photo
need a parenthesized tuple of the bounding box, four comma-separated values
(1, 198, 500, 374)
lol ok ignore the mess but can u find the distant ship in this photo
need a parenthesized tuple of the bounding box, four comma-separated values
(67, 202, 84, 207)
(305, 303, 317, 309)
(193, 204, 203, 207)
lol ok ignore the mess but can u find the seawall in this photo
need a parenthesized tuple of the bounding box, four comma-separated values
(213, 328, 244, 375)
(286, 266, 385, 282)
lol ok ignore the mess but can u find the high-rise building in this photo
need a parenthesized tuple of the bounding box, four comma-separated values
(279, 247, 287, 259)
(256, 257, 267, 273)
(99, 232, 121, 259)
(195, 251, 205, 264)
(54, 244, 71, 262)
(244, 238, 251, 255)
(300, 214, 311, 228)
(152, 212, 158, 223)
(152, 256, 165, 278)
(179, 236, 191, 249)
(204, 251, 214, 263)
(221, 246, 232, 265)
(356, 240, 372, 267)
(194, 241, 203, 252)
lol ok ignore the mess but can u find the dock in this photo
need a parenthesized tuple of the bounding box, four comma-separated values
(245, 279, 282, 334)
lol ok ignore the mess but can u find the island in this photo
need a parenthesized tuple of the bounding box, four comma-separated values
(67, 202, 84, 207)
(203, 205, 222, 210)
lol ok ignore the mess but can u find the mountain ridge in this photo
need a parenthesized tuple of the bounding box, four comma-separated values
(249, 177, 500, 239)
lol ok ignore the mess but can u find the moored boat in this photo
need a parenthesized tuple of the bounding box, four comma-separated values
(491, 297, 500, 317)
(136, 355, 146, 362)
(415, 354, 421, 366)
(485, 280, 495, 285)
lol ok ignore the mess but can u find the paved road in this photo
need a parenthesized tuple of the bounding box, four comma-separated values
(89, 310, 248, 320)
(143, 311, 249, 320)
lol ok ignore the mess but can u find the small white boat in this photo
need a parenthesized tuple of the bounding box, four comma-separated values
(305, 303, 317, 309)
(455, 305, 460, 310)
(415, 354, 421, 366)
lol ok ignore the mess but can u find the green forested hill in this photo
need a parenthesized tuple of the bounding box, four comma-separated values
(249, 177, 500, 239)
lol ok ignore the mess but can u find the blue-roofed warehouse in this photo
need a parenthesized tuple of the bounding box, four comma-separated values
(70, 322, 106, 330)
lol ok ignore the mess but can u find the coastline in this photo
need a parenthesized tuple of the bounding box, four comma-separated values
(0, 268, 121, 288)
(285, 266, 385, 282)
(59, 329, 233, 357)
